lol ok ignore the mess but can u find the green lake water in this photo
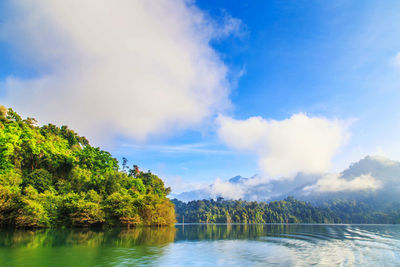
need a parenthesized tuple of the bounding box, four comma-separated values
(1, 224, 399, 266)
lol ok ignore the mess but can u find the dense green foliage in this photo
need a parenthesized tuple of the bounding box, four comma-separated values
(320, 199, 400, 224)
(173, 197, 341, 224)
(0, 106, 175, 228)
(173, 197, 400, 224)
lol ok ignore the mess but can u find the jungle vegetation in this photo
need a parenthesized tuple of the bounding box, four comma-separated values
(172, 197, 400, 224)
(173, 197, 341, 224)
(0, 106, 175, 228)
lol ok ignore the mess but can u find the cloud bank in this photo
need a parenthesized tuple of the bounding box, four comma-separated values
(303, 173, 381, 193)
(174, 171, 382, 202)
(174, 155, 392, 201)
(210, 178, 247, 200)
(0, 0, 240, 142)
(217, 114, 349, 177)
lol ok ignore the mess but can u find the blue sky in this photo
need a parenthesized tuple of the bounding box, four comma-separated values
(1, 0, 400, 192)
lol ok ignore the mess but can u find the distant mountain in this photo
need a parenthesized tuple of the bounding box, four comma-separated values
(228, 175, 249, 183)
(170, 189, 211, 202)
(293, 156, 400, 207)
(172, 175, 252, 202)
(173, 156, 400, 208)
(172, 173, 319, 202)
(341, 156, 400, 182)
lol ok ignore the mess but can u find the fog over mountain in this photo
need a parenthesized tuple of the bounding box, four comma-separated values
(172, 156, 400, 204)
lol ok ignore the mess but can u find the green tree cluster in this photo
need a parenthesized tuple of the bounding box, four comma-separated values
(173, 196, 400, 224)
(321, 199, 400, 224)
(0, 106, 175, 228)
(172, 197, 341, 224)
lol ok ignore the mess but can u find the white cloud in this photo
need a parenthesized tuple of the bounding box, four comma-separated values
(217, 114, 350, 177)
(0, 0, 240, 143)
(210, 178, 246, 199)
(303, 173, 381, 193)
(369, 155, 398, 167)
(121, 142, 232, 154)
(215, 11, 246, 39)
(394, 52, 400, 68)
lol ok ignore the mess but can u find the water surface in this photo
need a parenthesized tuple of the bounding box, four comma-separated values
(1, 224, 399, 266)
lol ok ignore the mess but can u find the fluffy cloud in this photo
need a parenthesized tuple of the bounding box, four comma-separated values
(303, 173, 381, 192)
(209, 178, 246, 200)
(175, 172, 382, 202)
(0, 0, 239, 142)
(217, 114, 349, 177)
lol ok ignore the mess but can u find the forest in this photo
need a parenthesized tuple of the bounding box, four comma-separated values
(0, 106, 175, 228)
(172, 197, 400, 224)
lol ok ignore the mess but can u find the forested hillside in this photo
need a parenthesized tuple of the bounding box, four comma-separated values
(173, 197, 340, 224)
(0, 106, 175, 228)
(173, 197, 400, 224)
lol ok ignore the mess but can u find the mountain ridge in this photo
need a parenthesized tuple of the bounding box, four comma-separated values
(174, 156, 400, 205)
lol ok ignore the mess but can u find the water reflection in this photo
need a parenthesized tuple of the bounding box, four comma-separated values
(176, 223, 307, 241)
(0, 227, 176, 248)
(1, 224, 400, 266)
(171, 224, 400, 266)
(0, 227, 176, 267)
(175, 223, 389, 241)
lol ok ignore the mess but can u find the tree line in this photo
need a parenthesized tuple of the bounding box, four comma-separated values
(172, 196, 400, 224)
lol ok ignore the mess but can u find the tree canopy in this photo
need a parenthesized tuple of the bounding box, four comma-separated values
(173, 196, 400, 224)
(0, 106, 175, 228)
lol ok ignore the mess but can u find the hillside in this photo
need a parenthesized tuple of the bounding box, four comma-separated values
(172, 197, 342, 224)
(0, 106, 175, 228)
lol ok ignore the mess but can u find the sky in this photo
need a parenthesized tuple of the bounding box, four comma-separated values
(1, 0, 400, 193)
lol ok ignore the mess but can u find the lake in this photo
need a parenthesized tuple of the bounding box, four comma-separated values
(1, 224, 399, 266)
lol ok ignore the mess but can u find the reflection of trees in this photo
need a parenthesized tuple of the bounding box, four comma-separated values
(1, 225, 351, 248)
(175, 224, 340, 241)
(0, 228, 177, 267)
(116, 227, 176, 246)
(0, 227, 176, 248)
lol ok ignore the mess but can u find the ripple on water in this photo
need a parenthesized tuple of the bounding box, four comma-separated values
(0, 224, 400, 267)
